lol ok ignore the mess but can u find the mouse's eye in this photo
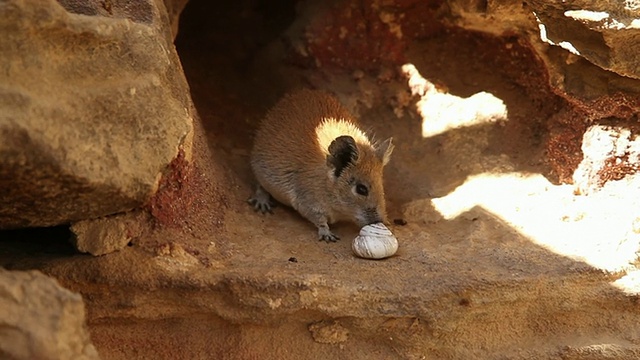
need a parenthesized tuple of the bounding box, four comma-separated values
(355, 183, 369, 196)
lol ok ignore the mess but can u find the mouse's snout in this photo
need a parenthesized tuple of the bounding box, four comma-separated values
(356, 206, 385, 227)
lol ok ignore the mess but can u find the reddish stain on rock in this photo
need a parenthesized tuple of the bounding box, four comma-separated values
(301, 1, 406, 71)
(147, 147, 201, 228)
(547, 120, 587, 184)
(547, 93, 640, 184)
(600, 155, 640, 184)
(292, 0, 446, 73)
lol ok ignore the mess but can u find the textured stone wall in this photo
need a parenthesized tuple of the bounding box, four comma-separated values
(285, 0, 640, 186)
(0, 269, 100, 360)
(0, 0, 193, 229)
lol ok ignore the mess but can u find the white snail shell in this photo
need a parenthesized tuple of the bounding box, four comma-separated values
(352, 223, 398, 259)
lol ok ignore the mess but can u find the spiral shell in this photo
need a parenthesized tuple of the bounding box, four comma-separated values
(352, 223, 398, 259)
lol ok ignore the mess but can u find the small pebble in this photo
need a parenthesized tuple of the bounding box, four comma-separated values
(393, 218, 407, 226)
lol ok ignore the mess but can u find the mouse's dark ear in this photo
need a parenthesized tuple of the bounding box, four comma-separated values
(327, 135, 359, 177)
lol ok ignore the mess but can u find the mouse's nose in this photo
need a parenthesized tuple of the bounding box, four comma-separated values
(361, 207, 384, 225)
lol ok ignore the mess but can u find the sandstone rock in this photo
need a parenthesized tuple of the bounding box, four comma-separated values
(573, 125, 640, 195)
(35, 0, 640, 359)
(444, 0, 640, 185)
(0, 268, 100, 360)
(559, 344, 640, 360)
(285, 0, 412, 71)
(308, 320, 349, 344)
(529, 0, 640, 80)
(162, 0, 191, 40)
(70, 210, 147, 256)
(0, 0, 193, 229)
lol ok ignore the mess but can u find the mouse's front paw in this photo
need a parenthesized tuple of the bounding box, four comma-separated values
(318, 226, 339, 242)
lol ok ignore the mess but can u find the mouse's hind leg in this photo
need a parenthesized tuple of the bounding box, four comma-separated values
(248, 185, 275, 214)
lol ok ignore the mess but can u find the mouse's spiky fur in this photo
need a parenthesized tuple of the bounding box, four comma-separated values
(249, 89, 394, 242)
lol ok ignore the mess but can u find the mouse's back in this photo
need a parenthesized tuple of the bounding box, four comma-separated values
(251, 89, 360, 171)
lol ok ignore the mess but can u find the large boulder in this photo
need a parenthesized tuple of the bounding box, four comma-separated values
(0, 0, 193, 229)
(529, 0, 640, 80)
(0, 268, 100, 360)
(446, 0, 640, 184)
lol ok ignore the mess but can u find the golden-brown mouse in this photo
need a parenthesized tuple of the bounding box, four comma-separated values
(249, 89, 394, 242)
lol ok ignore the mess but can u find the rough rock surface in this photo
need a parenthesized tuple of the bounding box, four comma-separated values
(70, 210, 147, 256)
(3, 0, 640, 359)
(0, 0, 193, 229)
(573, 125, 640, 195)
(0, 268, 100, 360)
(529, 0, 640, 80)
(286, 0, 640, 186)
(446, 0, 640, 184)
(161, 0, 191, 39)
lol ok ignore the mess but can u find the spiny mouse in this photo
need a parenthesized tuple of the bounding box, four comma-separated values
(249, 89, 394, 242)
